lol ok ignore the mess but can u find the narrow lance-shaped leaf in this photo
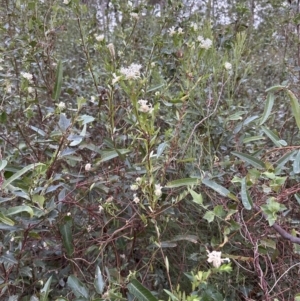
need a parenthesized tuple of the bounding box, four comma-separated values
(2, 163, 44, 189)
(293, 150, 300, 174)
(127, 279, 158, 301)
(259, 93, 274, 125)
(52, 60, 63, 100)
(67, 275, 89, 299)
(287, 89, 300, 131)
(166, 178, 199, 188)
(241, 177, 253, 210)
(0, 159, 7, 172)
(60, 217, 74, 257)
(94, 266, 105, 295)
(6, 205, 34, 218)
(40, 275, 53, 301)
(261, 126, 284, 147)
(232, 151, 265, 169)
(202, 178, 238, 201)
(0, 212, 15, 226)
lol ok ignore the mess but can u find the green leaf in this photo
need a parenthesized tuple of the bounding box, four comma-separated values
(293, 150, 300, 174)
(232, 151, 265, 169)
(275, 150, 297, 174)
(127, 279, 158, 301)
(164, 290, 179, 301)
(77, 96, 86, 110)
(172, 235, 198, 243)
(2, 163, 44, 189)
(99, 149, 131, 163)
(243, 136, 265, 143)
(241, 177, 252, 210)
(166, 178, 199, 188)
(40, 275, 53, 301)
(29, 125, 46, 136)
(203, 211, 215, 223)
(60, 217, 74, 257)
(157, 142, 167, 157)
(6, 205, 34, 218)
(0, 160, 7, 172)
(259, 93, 274, 125)
(67, 275, 89, 299)
(189, 189, 203, 205)
(0, 212, 15, 226)
(32, 194, 45, 208)
(202, 178, 238, 201)
(52, 60, 63, 100)
(78, 114, 95, 125)
(265, 85, 285, 93)
(287, 89, 300, 131)
(58, 113, 71, 132)
(94, 266, 105, 295)
(261, 126, 283, 147)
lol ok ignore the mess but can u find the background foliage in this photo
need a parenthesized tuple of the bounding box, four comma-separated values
(1, 0, 300, 300)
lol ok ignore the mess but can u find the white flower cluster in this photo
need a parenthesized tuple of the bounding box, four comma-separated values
(154, 184, 162, 197)
(207, 250, 230, 268)
(138, 99, 153, 113)
(224, 62, 232, 70)
(190, 22, 198, 31)
(120, 63, 142, 80)
(95, 34, 104, 42)
(197, 36, 213, 50)
(57, 101, 66, 110)
(168, 26, 184, 36)
(112, 73, 122, 85)
(107, 43, 115, 59)
(85, 163, 91, 171)
(21, 72, 33, 82)
(130, 12, 139, 20)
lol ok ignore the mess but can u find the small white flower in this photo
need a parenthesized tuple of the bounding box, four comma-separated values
(120, 63, 142, 80)
(105, 196, 113, 203)
(57, 101, 66, 110)
(154, 184, 162, 197)
(85, 163, 92, 171)
(21, 72, 33, 82)
(151, 62, 155, 68)
(136, 177, 142, 183)
(67, 212, 71, 216)
(107, 43, 115, 59)
(63, 0, 70, 4)
(190, 22, 198, 31)
(10, 237, 14, 242)
(130, 184, 139, 191)
(177, 27, 184, 35)
(112, 73, 121, 85)
(138, 99, 153, 113)
(87, 225, 92, 232)
(224, 62, 232, 70)
(98, 205, 104, 213)
(95, 34, 104, 42)
(198, 37, 213, 50)
(207, 250, 229, 268)
(28, 87, 34, 93)
(90, 96, 96, 103)
(168, 26, 176, 36)
(133, 194, 140, 204)
(130, 12, 139, 20)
